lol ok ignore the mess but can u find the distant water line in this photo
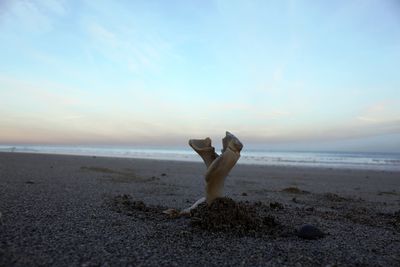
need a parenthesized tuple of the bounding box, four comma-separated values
(0, 145, 399, 171)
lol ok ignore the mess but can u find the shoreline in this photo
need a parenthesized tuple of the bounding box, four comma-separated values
(1, 150, 399, 172)
(1, 152, 399, 266)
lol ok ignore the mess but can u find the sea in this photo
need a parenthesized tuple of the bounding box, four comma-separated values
(0, 145, 399, 171)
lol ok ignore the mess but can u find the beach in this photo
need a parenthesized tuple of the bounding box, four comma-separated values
(0, 152, 399, 266)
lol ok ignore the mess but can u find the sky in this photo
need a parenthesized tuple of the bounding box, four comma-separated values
(0, 0, 400, 152)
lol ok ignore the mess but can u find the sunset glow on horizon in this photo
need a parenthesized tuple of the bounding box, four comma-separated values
(1, 0, 400, 152)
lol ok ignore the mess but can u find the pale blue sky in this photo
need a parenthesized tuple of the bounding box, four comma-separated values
(0, 0, 399, 152)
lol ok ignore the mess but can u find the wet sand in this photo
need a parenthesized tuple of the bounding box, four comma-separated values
(0, 152, 399, 266)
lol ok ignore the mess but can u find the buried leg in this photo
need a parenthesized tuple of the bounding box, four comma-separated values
(222, 131, 243, 154)
(180, 197, 206, 215)
(164, 137, 217, 217)
(205, 132, 243, 204)
(188, 137, 219, 168)
(163, 132, 243, 217)
(163, 196, 206, 217)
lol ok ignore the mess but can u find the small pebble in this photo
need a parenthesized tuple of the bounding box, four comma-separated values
(25, 180, 35, 184)
(296, 224, 325, 240)
(305, 206, 314, 212)
(241, 192, 248, 196)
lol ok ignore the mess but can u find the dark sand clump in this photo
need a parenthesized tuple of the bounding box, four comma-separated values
(281, 186, 310, 194)
(323, 192, 351, 202)
(190, 197, 281, 236)
(110, 194, 163, 215)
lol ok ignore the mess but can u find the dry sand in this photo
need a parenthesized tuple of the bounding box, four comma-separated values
(0, 152, 399, 266)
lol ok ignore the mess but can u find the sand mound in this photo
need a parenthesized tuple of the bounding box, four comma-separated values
(109, 195, 286, 236)
(190, 197, 279, 235)
(110, 194, 164, 216)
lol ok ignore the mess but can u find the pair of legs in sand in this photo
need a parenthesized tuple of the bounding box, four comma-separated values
(181, 131, 243, 213)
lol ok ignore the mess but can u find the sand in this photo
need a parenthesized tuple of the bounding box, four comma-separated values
(0, 152, 399, 266)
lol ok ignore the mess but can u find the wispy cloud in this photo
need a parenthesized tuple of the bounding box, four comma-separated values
(1, 0, 66, 33)
(0, 75, 81, 107)
(357, 116, 377, 123)
(40, 0, 67, 16)
(272, 66, 284, 82)
(357, 101, 400, 124)
(63, 115, 85, 121)
(84, 20, 173, 74)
